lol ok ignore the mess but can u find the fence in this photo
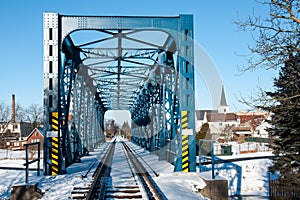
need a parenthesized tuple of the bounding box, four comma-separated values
(269, 174, 300, 199)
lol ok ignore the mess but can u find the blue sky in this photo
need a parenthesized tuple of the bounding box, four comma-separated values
(0, 0, 277, 113)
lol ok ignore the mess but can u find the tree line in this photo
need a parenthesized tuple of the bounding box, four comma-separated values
(0, 102, 43, 128)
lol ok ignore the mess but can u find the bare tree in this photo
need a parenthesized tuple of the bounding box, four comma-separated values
(236, 0, 300, 71)
(14, 103, 26, 122)
(25, 104, 43, 126)
(235, 0, 300, 108)
(0, 102, 10, 122)
(0, 102, 10, 136)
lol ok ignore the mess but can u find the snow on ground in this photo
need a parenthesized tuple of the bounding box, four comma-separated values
(0, 149, 27, 160)
(154, 172, 210, 200)
(0, 143, 275, 199)
(126, 142, 207, 199)
(199, 151, 274, 198)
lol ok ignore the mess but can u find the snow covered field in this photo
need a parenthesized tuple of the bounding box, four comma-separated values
(0, 143, 274, 199)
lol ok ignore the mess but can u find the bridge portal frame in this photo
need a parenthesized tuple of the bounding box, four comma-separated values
(43, 13, 196, 175)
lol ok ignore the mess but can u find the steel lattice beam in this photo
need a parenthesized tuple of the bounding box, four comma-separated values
(43, 13, 195, 175)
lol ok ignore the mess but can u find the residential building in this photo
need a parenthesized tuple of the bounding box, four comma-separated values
(196, 86, 270, 142)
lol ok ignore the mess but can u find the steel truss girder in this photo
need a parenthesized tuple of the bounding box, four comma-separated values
(43, 13, 195, 175)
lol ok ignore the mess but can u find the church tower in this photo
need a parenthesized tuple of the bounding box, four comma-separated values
(218, 85, 229, 113)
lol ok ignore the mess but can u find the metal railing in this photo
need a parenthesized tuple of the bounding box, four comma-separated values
(24, 142, 41, 184)
(198, 139, 215, 179)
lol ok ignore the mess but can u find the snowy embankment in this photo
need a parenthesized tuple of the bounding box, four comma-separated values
(0, 143, 275, 199)
(0, 143, 208, 200)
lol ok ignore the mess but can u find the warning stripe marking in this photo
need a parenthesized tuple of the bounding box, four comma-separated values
(52, 124, 58, 131)
(51, 112, 59, 176)
(52, 142, 58, 149)
(182, 110, 188, 116)
(182, 124, 188, 129)
(51, 112, 58, 130)
(52, 159, 58, 166)
(182, 151, 189, 157)
(182, 162, 189, 168)
(52, 148, 58, 154)
(52, 165, 58, 171)
(182, 130, 189, 172)
(52, 112, 58, 118)
(51, 153, 58, 160)
(182, 134, 188, 139)
(182, 145, 188, 152)
(182, 139, 188, 146)
(182, 155, 189, 162)
(52, 118, 58, 125)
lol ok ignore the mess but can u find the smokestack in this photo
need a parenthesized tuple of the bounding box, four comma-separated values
(11, 94, 15, 123)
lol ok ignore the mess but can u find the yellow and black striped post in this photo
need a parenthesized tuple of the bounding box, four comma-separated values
(51, 112, 59, 175)
(182, 110, 189, 172)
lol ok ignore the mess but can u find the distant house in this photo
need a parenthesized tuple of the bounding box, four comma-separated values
(5, 128, 44, 150)
(235, 110, 268, 129)
(0, 121, 32, 138)
(6, 140, 27, 151)
(252, 114, 272, 140)
(26, 128, 44, 147)
(232, 126, 253, 143)
(196, 110, 217, 131)
(206, 112, 239, 139)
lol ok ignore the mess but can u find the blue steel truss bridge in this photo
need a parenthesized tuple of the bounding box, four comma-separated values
(43, 13, 196, 175)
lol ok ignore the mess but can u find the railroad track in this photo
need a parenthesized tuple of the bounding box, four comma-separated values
(72, 138, 167, 200)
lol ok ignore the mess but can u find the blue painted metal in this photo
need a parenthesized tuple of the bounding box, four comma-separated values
(43, 13, 196, 175)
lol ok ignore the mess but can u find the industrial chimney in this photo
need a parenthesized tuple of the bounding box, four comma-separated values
(11, 94, 15, 123)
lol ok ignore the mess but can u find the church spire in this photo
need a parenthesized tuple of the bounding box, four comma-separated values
(220, 85, 228, 106)
(218, 85, 229, 113)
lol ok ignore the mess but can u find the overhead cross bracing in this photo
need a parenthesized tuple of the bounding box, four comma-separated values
(43, 13, 196, 175)
(72, 29, 175, 111)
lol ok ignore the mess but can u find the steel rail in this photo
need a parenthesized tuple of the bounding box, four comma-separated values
(122, 142, 168, 200)
(85, 140, 116, 200)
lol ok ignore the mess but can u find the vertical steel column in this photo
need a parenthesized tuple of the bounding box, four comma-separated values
(76, 75, 85, 156)
(177, 15, 196, 172)
(74, 78, 83, 154)
(43, 13, 62, 175)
